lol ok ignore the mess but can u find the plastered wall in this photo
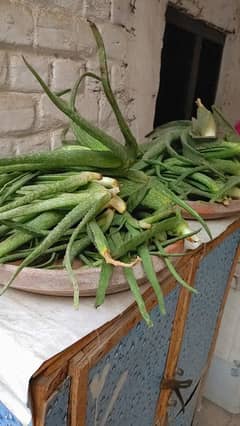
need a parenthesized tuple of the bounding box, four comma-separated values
(0, 0, 239, 156)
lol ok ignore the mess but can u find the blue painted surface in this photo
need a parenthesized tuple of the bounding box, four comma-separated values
(0, 377, 70, 426)
(44, 377, 70, 426)
(0, 402, 23, 426)
(168, 229, 240, 426)
(86, 287, 179, 426)
(0, 378, 70, 426)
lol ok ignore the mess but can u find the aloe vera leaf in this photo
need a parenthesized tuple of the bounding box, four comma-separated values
(70, 72, 108, 151)
(0, 172, 101, 214)
(150, 179, 212, 239)
(191, 99, 217, 138)
(70, 71, 101, 110)
(0, 220, 48, 237)
(0, 191, 111, 297)
(0, 173, 38, 205)
(55, 88, 71, 97)
(124, 265, 153, 327)
(211, 176, 240, 202)
(68, 208, 114, 262)
(64, 193, 111, 308)
(155, 241, 197, 294)
(32, 252, 57, 269)
(0, 150, 122, 173)
(112, 216, 181, 259)
(95, 262, 113, 307)
(0, 211, 62, 259)
(88, 21, 138, 161)
(180, 131, 225, 178)
(127, 181, 151, 212)
(22, 56, 128, 165)
(138, 244, 166, 315)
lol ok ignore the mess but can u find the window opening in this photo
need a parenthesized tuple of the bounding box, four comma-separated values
(154, 5, 226, 127)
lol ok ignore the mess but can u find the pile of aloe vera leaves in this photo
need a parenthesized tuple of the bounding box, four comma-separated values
(138, 100, 240, 204)
(1, 21, 238, 325)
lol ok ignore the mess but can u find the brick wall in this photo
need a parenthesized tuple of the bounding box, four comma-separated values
(0, 0, 239, 157)
(0, 0, 137, 156)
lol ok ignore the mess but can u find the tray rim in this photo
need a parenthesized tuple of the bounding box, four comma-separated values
(182, 199, 240, 220)
(0, 240, 184, 297)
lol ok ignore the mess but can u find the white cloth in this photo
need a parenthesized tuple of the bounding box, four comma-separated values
(0, 217, 238, 424)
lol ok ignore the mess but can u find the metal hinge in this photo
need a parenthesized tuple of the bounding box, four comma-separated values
(231, 261, 240, 290)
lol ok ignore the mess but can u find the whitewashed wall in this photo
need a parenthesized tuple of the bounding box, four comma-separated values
(131, 0, 240, 139)
(0, 0, 239, 155)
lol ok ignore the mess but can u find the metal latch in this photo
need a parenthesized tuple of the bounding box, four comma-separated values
(161, 378, 193, 413)
(231, 261, 240, 290)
